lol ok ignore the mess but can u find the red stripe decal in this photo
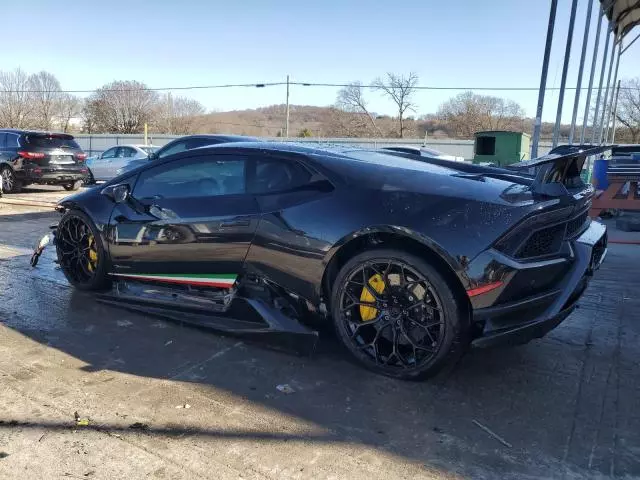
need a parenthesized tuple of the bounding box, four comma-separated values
(466, 281, 503, 297)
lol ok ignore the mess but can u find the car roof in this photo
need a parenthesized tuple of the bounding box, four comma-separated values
(172, 134, 260, 142)
(0, 128, 75, 137)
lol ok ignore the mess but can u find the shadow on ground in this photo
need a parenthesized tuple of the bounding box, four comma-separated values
(1, 225, 639, 478)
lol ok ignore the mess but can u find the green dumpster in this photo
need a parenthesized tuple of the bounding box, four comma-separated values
(473, 131, 530, 167)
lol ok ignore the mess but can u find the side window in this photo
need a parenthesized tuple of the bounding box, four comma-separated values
(250, 158, 312, 194)
(158, 141, 188, 158)
(0, 133, 6, 149)
(6, 133, 19, 148)
(102, 147, 118, 159)
(119, 147, 135, 158)
(133, 155, 247, 200)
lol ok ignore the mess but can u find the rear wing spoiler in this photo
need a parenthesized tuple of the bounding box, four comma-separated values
(508, 145, 613, 196)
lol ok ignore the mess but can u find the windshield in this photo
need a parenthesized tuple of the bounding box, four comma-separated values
(23, 134, 80, 149)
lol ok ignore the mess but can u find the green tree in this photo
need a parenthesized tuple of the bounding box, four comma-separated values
(298, 128, 313, 137)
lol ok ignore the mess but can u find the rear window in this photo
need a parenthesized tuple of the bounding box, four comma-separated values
(22, 134, 81, 150)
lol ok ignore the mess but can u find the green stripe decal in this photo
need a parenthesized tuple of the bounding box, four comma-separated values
(110, 273, 237, 287)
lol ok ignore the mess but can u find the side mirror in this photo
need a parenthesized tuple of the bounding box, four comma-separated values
(101, 183, 130, 204)
(148, 152, 157, 160)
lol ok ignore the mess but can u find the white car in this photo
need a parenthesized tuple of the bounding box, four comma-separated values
(86, 144, 158, 182)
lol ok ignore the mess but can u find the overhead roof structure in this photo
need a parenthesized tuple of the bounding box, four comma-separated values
(531, 0, 640, 158)
(602, 0, 640, 41)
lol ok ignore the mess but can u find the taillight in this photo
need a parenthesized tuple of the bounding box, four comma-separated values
(75, 153, 87, 161)
(18, 151, 45, 160)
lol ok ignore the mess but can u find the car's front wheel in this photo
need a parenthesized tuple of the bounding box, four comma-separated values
(0, 165, 22, 193)
(56, 209, 112, 291)
(331, 249, 468, 380)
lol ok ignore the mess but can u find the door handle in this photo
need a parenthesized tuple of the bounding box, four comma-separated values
(220, 220, 250, 228)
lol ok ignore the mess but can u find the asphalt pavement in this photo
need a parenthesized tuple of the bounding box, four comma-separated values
(0, 187, 639, 479)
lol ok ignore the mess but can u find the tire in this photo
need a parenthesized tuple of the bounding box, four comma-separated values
(83, 169, 95, 186)
(63, 180, 82, 191)
(0, 165, 22, 193)
(331, 248, 467, 380)
(56, 209, 112, 291)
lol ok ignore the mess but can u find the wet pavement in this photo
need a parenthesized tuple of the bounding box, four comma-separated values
(1, 197, 640, 479)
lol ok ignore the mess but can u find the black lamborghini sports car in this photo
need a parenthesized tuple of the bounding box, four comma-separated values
(32, 142, 608, 380)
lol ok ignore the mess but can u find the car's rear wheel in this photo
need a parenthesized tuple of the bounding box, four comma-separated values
(56, 209, 111, 291)
(1, 165, 22, 193)
(63, 180, 82, 191)
(331, 249, 467, 380)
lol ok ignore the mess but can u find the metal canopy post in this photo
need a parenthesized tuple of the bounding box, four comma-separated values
(552, 0, 579, 148)
(597, 35, 617, 143)
(604, 38, 621, 142)
(531, 0, 559, 158)
(581, 4, 604, 143)
(569, 0, 595, 144)
(610, 79, 622, 142)
(591, 23, 612, 143)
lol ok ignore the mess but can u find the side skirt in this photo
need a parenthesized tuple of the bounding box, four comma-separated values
(95, 276, 319, 356)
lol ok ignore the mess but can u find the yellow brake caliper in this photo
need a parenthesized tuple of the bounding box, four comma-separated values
(87, 235, 98, 272)
(359, 274, 385, 321)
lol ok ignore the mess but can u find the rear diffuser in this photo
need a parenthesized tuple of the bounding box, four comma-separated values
(95, 280, 319, 356)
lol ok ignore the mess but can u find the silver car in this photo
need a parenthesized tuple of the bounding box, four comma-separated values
(86, 144, 158, 182)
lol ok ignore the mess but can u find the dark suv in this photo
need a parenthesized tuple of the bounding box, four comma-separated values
(0, 129, 88, 194)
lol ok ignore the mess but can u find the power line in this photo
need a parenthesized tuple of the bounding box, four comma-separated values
(2, 80, 640, 94)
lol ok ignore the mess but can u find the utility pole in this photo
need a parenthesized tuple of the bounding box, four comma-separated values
(552, 0, 578, 148)
(285, 75, 290, 138)
(167, 91, 173, 135)
(531, 0, 558, 158)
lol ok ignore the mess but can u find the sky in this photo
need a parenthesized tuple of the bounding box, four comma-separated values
(3, 0, 640, 123)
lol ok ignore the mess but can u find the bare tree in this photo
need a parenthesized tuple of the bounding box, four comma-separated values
(614, 78, 640, 143)
(86, 81, 159, 133)
(155, 93, 206, 134)
(336, 82, 381, 135)
(0, 68, 35, 128)
(437, 91, 525, 138)
(57, 94, 82, 132)
(29, 71, 62, 130)
(373, 72, 419, 138)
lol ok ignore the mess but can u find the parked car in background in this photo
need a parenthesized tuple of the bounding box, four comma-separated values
(382, 146, 466, 162)
(115, 134, 259, 176)
(0, 129, 87, 194)
(86, 144, 158, 183)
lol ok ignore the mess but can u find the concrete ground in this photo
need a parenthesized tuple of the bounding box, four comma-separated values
(1, 187, 640, 479)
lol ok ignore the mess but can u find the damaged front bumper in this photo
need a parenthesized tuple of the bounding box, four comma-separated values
(470, 221, 607, 347)
(30, 224, 58, 267)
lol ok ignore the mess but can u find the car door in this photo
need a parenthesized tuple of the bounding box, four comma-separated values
(107, 153, 260, 287)
(91, 147, 118, 181)
(108, 147, 136, 178)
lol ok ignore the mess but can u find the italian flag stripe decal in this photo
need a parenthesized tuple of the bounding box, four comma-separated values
(110, 273, 237, 288)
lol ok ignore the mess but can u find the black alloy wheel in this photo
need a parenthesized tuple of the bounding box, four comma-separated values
(332, 249, 466, 380)
(1, 165, 21, 193)
(56, 210, 111, 291)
